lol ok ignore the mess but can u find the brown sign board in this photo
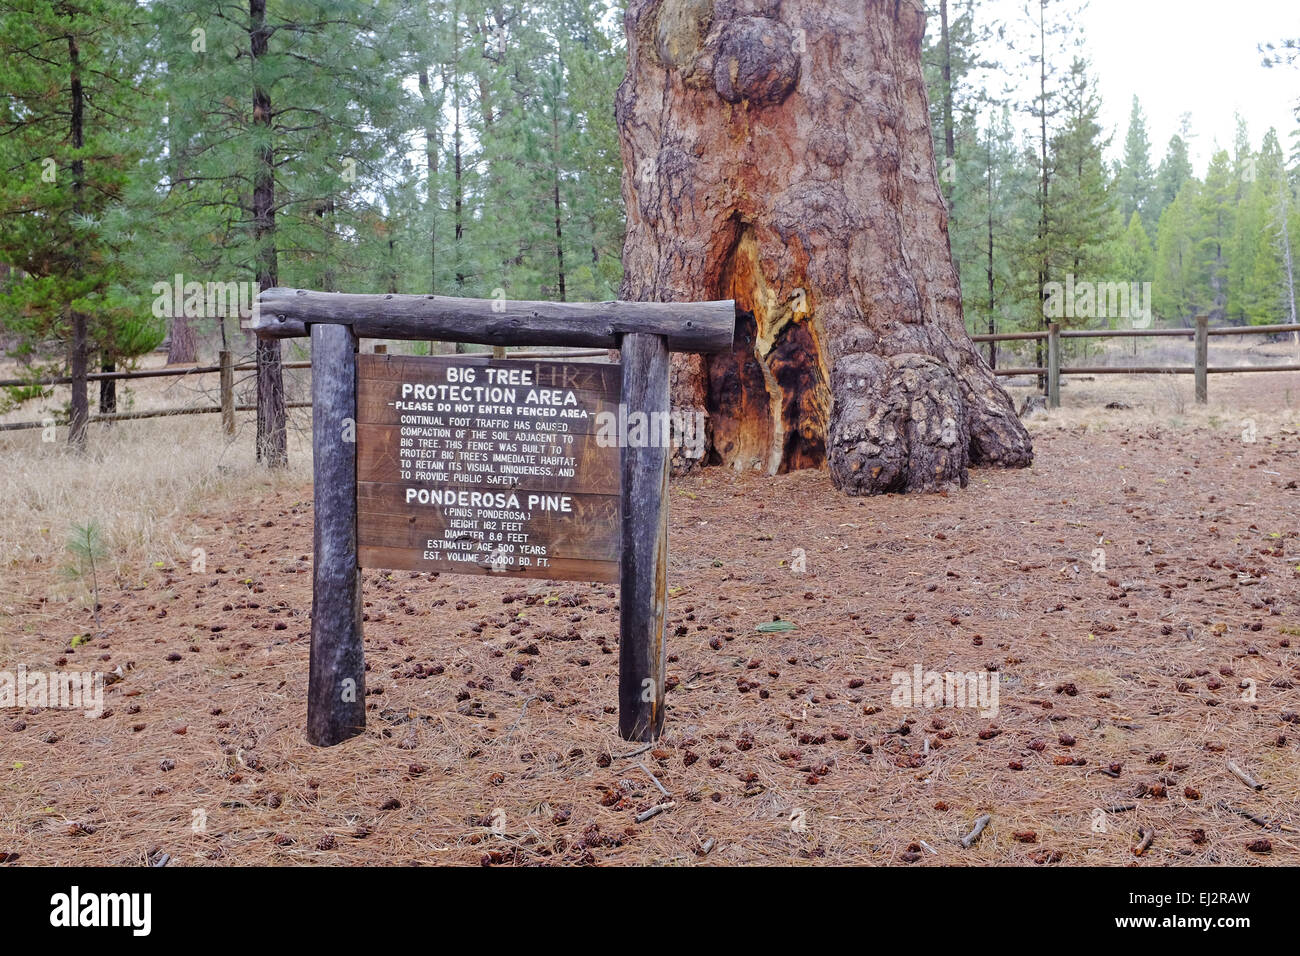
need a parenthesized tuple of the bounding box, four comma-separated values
(356, 353, 621, 583)
(264, 289, 731, 747)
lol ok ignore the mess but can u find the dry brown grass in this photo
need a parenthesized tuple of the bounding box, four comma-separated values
(1005, 367, 1300, 437)
(0, 413, 312, 583)
(0, 345, 313, 584)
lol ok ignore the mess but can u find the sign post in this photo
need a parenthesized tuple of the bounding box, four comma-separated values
(247, 290, 734, 746)
(618, 333, 670, 740)
(307, 322, 365, 746)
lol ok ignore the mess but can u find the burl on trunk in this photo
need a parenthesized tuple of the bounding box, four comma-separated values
(616, 0, 1032, 493)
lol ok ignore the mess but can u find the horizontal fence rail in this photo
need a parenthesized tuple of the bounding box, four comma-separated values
(993, 365, 1300, 376)
(0, 346, 613, 434)
(3, 320, 1297, 433)
(972, 322, 1300, 342)
(974, 318, 1300, 407)
(0, 402, 313, 432)
(0, 360, 312, 389)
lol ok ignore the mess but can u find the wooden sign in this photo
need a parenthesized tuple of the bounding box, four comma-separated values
(250, 288, 735, 747)
(356, 353, 621, 582)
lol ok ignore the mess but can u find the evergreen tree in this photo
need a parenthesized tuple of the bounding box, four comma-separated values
(1224, 116, 1255, 322)
(1229, 129, 1287, 325)
(1017, 0, 1086, 381)
(400, 0, 625, 310)
(0, 0, 157, 448)
(1259, 31, 1300, 115)
(957, 106, 1036, 363)
(1116, 96, 1156, 233)
(922, 1, 995, 211)
(1195, 149, 1236, 321)
(156, 0, 407, 465)
(1282, 125, 1300, 327)
(1154, 115, 1195, 216)
(1112, 211, 1154, 296)
(1041, 57, 1116, 326)
(1153, 180, 1205, 324)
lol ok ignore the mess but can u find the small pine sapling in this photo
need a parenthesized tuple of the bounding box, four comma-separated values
(62, 520, 107, 633)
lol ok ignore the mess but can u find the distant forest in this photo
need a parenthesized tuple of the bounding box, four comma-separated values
(922, 1, 1299, 341)
(1, 0, 1297, 392)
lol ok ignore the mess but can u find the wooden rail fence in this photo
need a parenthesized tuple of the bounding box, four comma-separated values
(4, 319, 1299, 431)
(0, 347, 608, 432)
(973, 318, 1300, 408)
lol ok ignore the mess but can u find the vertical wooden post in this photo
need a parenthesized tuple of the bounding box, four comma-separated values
(1194, 315, 1208, 405)
(618, 333, 669, 741)
(307, 323, 366, 746)
(219, 349, 235, 437)
(1047, 322, 1061, 409)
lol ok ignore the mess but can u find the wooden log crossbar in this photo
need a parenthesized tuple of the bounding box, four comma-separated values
(252, 288, 735, 747)
(247, 288, 735, 353)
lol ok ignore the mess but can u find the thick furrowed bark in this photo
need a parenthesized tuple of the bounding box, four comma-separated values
(618, 0, 1032, 493)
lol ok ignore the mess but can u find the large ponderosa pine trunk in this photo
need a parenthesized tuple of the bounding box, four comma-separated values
(250, 0, 287, 468)
(616, 0, 1032, 493)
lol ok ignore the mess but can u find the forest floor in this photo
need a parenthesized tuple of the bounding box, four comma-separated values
(1, 370, 1298, 866)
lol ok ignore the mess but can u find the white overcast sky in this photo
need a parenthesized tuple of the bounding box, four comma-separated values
(969, 0, 1299, 172)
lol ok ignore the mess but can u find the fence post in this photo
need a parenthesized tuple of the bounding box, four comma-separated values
(1195, 315, 1208, 404)
(618, 332, 669, 742)
(307, 323, 366, 746)
(219, 349, 235, 437)
(1047, 323, 1061, 409)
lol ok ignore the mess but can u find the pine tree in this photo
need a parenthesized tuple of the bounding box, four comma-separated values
(1279, 180, 1298, 329)
(1154, 116, 1194, 217)
(1195, 149, 1236, 321)
(1259, 31, 1300, 116)
(1153, 180, 1205, 325)
(957, 106, 1035, 364)
(1116, 96, 1156, 233)
(425, 0, 625, 304)
(1042, 57, 1116, 327)
(1107, 208, 1154, 336)
(1018, 0, 1086, 380)
(549, 0, 624, 300)
(156, 0, 407, 464)
(1224, 117, 1255, 323)
(1229, 129, 1287, 325)
(0, 0, 157, 448)
(922, 1, 994, 212)
(1282, 125, 1300, 329)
